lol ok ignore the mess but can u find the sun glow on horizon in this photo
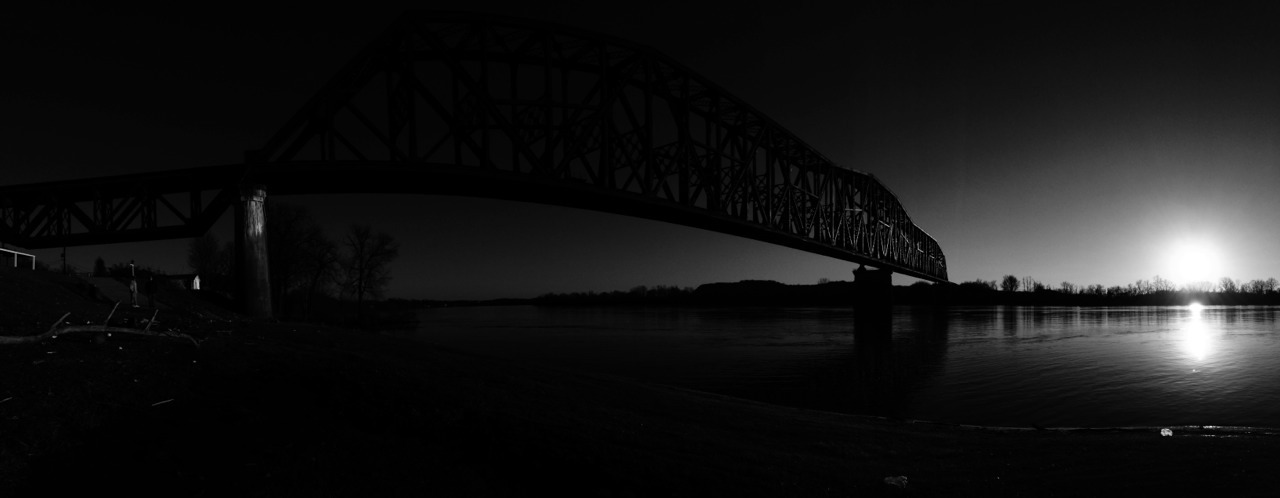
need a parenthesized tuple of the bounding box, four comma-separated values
(1165, 238, 1226, 290)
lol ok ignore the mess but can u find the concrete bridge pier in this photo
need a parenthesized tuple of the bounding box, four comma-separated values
(853, 265, 893, 338)
(235, 184, 272, 318)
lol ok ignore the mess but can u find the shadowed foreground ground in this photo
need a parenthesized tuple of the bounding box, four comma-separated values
(3, 270, 1280, 495)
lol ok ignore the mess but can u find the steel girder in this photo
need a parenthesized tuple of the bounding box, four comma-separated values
(0, 12, 947, 282)
(0, 166, 242, 249)
(249, 11, 948, 281)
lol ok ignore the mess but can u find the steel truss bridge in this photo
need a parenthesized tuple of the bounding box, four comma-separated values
(0, 11, 947, 307)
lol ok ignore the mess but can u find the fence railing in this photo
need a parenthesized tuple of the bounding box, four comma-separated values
(0, 248, 35, 269)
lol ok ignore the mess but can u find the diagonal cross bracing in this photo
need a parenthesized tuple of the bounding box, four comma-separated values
(0, 166, 242, 249)
(248, 12, 946, 281)
(0, 12, 946, 282)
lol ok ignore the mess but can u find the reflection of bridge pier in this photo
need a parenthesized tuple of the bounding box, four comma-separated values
(234, 184, 272, 318)
(853, 265, 893, 338)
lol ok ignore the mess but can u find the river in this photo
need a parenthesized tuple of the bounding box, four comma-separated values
(408, 304, 1280, 429)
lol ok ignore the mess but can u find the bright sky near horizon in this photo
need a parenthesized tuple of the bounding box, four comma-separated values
(5, 2, 1280, 299)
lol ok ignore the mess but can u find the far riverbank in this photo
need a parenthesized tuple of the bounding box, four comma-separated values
(378, 278, 1280, 310)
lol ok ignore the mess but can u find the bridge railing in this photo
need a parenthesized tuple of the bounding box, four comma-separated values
(1, 247, 35, 269)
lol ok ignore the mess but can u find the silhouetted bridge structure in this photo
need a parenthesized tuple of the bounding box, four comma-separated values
(0, 12, 947, 317)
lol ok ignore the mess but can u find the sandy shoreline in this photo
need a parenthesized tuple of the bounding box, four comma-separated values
(3, 318, 1280, 496)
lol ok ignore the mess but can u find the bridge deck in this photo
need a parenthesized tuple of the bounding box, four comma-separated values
(0, 11, 947, 282)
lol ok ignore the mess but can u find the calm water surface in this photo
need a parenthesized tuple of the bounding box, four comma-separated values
(411, 305, 1280, 428)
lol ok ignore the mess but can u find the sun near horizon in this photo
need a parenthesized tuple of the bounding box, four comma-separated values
(1163, 237, 1227, 290)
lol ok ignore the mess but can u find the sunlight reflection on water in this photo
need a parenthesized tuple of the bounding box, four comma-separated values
(412, 305, 1280, 428)
(1181, 306, 1212, 362)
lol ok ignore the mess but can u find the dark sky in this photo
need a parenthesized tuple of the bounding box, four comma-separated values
(5, 2, 1280, 299)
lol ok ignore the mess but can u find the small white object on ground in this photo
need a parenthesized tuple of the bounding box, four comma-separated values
(1161, 428, 1173, 437)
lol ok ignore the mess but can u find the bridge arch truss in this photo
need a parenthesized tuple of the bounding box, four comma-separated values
(0, 11, 946, 283)
(252, 12, 946, 281)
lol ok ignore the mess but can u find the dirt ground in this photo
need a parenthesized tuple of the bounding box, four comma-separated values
(4, 267, 1280, 496)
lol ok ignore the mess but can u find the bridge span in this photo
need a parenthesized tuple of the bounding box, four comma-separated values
(0, 11, 947, 317)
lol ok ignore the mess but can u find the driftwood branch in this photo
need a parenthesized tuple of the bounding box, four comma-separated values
(143, 309, 159, 333)
(54, 325, 202, 347)
(103, 302, 120, 330)
(0, 312, 71, 345)
(0, 310, 200, 346)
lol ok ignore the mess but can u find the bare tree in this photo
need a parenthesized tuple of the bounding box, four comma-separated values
(267, 202, 337, 315)
(1219, 277, 1239, 294)
(187, 232, 231, 290)
(1184, 280, 1214, 293)
(299, 226, 340, 319)
(1000, 275, 1019, 292)
(961, 279, 996, 291)
(340, 224, 400, 313)
(1242, 278, 1280, 295)
(1060, 281, 1076, 294)
(1152, 275, 1174, 293)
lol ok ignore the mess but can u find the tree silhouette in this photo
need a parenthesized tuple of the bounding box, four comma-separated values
(299, 231, 340, 319)
(266, 202, 339, 316)
(1152, 275, 1174, 293)
(1184, 280, 1214, 293)
(1000, 275, 1019, 292)
(187, 232, 229, 281)
(340, 224, 400, 317)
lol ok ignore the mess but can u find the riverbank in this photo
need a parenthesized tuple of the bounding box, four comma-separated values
(3, 270, 1280, 495)
(5, 322, 1280, 495)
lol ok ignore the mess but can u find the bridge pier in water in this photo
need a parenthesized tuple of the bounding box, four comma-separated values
(234, 184, 272, 318)
(853, 265, 893, 339)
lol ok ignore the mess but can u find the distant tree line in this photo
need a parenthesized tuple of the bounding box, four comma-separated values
(187, 202, 399, 323)
(968, 273, 1278, 297)
(532, 280, 864, 306)
(535, 285, 696, 305)
(949, 274, 1280, 306)
(526, 274, 1280, 307)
